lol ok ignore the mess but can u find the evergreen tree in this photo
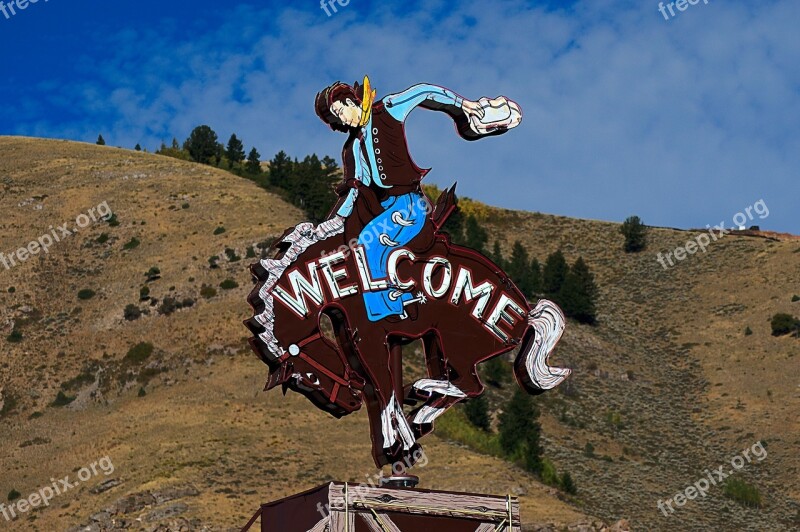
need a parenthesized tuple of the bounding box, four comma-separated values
(245, 147, 262, 174)
(226, 134, 246, 167)
(269, 150, 292, 189)
(499, 389, 543, 473)
(442, 207, 465, 245)
(542, 250, 569, 301)
(508, 241, 532, 296)
(464, 395, 491, 432)
(560, 257, 598, 325)
(96, 134, 106, 146)
(529, 257, 542, 295)
(134, 143, 141, 151)
(464, 214, 488, 253)
(214, 142, 224, 166)
(620, 215, 647, 253)
(184, 125, 219, 164)
(491, 240, 506, 269)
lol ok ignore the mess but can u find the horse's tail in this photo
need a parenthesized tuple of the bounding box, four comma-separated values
(513, 299, 571, 394)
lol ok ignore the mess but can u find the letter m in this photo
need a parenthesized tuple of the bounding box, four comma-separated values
(273, 263, 324, 318)
(450, 268, 494, 319)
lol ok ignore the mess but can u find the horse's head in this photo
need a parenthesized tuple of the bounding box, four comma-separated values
(245, 218, 363, 418)
(260, 332, 364, 418)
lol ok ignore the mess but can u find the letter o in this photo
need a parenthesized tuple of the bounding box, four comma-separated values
(78, 467, 92, 482)
(76, 214, 91, 228)
(731, 455, 745, 470)
(423, 257, 451, 298)
(732, 212, 747, 228)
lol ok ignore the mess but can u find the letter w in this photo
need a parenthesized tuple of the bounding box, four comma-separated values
(273, 264, 325, 318)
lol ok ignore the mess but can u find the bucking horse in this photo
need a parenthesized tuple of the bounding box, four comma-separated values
(244, 185, 570, 470)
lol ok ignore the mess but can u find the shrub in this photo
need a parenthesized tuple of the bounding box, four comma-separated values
(7, 489, 21, 502)
(106, 213, 120, 227)
(208, 256, 219, 269)
(213, 226, 226, 235)
(540, 457, 559, 486)
(124, 304, 141, 321)
(6, 329, 23, 343)
(77, 289, 96, 300)
(723, 477, 762, 508)
(181, 203, 190, 209)
(245, 246, 256, 259)
(123, 237, 140, 250)
(435, 408, 503, 457)
(145, 267, 161, 282)
(139, 286, 150, 300)
(464, 395, 491, 432)
(584, 442, 595, 457)
(125, 342, 154, 364)
(560, 471, 577, 495)
(50, 391, 76, 407)
(158, 297, 179, 316)
(744, 326, 753, 336)
(620, 215, 647, 253)
(219, 279, 239, 290)
(770, 313, 800, 337)
(225, 248, 241, 262)
(792, 295, 800, 302)
(96, 233, 110, 244)
(138, 387, 147, 397)
(200, 285, 217, 299)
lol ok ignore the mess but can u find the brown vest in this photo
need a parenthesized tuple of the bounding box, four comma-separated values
(366, 102, 429, 195)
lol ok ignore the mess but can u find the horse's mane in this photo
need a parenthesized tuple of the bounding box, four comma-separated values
(251, 216, 345, 360)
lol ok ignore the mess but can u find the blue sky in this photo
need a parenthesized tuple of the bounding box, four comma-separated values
(2, 0, 798, 233)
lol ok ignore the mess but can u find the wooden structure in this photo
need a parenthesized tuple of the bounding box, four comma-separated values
(242, 482, 521, 531)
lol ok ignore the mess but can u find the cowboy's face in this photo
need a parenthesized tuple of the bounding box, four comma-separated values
(331, 98, 361, 128)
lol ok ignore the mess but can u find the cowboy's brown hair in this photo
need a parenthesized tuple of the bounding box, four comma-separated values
(315, 81, 363, 133)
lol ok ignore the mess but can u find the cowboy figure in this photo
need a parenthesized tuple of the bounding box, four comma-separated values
(315, 77, 520, 322)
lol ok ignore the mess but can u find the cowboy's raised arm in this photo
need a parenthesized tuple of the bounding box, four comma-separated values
(383, 83, 485, 124)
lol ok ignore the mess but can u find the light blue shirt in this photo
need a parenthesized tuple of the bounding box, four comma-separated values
(336, 84, 464, 217)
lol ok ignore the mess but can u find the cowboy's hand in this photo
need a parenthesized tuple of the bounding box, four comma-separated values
(461, 99, 485, 121)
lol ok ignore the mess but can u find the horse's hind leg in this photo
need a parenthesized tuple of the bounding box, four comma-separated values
(407, 330, 488, 439)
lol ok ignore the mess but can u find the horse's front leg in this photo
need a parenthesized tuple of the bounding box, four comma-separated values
(356, 335, 417, 468)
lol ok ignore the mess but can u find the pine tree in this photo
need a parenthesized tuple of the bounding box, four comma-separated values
(529, 257, 542, 295)
(134, 143, 141, 151)
(491, 240, 506, 269)
(269, 150, 292, 189)
(464, 214, 488, 253)
(560, 257, 598, 325)
(245, 147, 262, 174)
(184, 125, 219, 164)
(620, 215, 647, 252)
(499, 389, 543, 473)
(96, 134, 106, 146)
(542, 250, 569, 302)
(226, 134, 246, 167)
(508, 241, 531, 296)
(464, 395, 491, 432)
(442, 208, 465, 245)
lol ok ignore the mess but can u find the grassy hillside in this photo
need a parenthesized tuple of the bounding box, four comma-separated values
(0, 138, 596, 531)
(0, 137, 797, 531)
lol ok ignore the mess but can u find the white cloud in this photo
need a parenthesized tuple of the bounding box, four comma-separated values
(13, 0, 800, 232)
